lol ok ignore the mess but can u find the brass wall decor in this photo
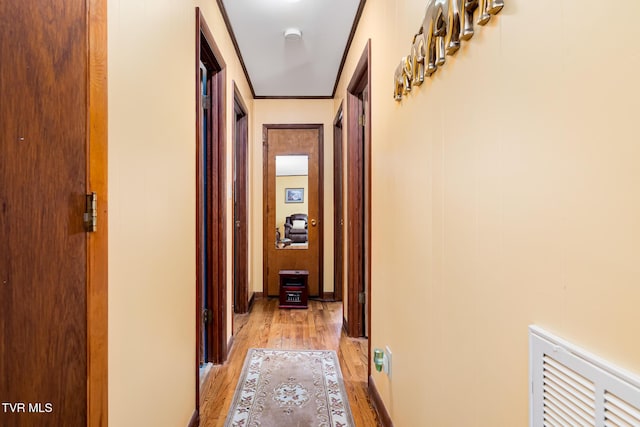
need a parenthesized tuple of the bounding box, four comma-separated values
(478, 0, 504, 25)
(409, 0, 448, 87)
(446, 0, 463, 55)
(463, 0, 479, 40)
(410, 32, 427, 86)
(394, 0, 504, 100)
(394, 56, 412, 100)
(428, 0, 450, 69)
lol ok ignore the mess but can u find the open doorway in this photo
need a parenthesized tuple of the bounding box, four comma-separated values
(195, 6, 227, 420)
(345, 40, 372, 375)
(233, 82, 250, 335)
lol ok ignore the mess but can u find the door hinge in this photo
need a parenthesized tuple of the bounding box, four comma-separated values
(358, 114, 365, 127)
(202, 94, 210, 110)
(84, 192, 97, 232)
(358, 292, 366, 304)
(202, 308, 213, 324)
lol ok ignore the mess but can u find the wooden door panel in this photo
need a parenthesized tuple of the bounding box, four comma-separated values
(0, 1, 88, 425)
(264, 126, 323, 297)
(346, 40, 371, 341)
(233, 88, 249, 314)
(333, 108, 344, 302)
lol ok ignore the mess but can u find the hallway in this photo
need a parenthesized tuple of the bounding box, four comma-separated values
(5, 0, 637, 425)
(199, 299, 379, 426)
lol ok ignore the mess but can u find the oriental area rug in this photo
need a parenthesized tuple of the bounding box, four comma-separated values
(224, 348, 356, 427)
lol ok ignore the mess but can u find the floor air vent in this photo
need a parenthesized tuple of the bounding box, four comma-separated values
(530, 326, 640, 427)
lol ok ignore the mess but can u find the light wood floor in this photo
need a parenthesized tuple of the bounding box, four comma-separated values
(199, 298, 380, 427)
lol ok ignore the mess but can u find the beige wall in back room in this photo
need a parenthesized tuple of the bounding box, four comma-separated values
(276, 175, 309, 234)
(251, 99, 335, 295)
(334, 0, 640, 426)
(108, 0, 252, 425)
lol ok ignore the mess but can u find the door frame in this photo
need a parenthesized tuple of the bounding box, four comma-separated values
(333, 104, 344, 302)
(345, 40, 371, 371)
(262, 124, 324, 298)
(195, 6, 227, 420)
(232, 81, 249, 314)
(88, 0, 108, 424)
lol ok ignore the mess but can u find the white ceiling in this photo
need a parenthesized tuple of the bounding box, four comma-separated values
(219, 0, 364, 98)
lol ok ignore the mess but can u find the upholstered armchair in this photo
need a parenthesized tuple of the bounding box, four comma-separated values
(284, 213, 308, 243)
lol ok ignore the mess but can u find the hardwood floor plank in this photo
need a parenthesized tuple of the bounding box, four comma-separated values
(199, 298, 380, 427)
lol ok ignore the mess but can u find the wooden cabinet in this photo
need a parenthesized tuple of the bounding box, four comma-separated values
(279, 270, 309, 309)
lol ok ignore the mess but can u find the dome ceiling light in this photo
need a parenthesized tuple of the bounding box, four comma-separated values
(283, 28, 302, 40)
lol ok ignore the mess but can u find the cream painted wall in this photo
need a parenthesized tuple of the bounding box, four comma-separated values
(334, 0, 640, 425)
(108, 1, 252, 425)
(252, 99, 335, 294)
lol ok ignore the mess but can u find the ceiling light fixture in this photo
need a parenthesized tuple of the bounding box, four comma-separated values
(283, 28, 302, 40)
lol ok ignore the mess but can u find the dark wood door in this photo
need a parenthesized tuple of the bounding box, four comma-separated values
(233, 86, 249, 313)
(346, 40, 371, 341)
(0, 1, 89, 425)
(263, 125, 324, 297)
(333, 107, 344, 301)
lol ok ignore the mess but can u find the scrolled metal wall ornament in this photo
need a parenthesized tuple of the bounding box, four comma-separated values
(394, 0, 504, 101)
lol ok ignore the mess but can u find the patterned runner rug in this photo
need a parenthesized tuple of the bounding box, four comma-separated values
(224, 348, 356, 427)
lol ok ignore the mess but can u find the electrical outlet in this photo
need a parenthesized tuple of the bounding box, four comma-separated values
(383, 346, 392, 378)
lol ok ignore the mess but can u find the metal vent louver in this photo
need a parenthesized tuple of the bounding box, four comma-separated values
(543, 354, 596, 426)
(604, 391, 640, 427)
(530, 326, 640, 427)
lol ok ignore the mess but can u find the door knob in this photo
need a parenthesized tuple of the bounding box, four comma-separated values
(311, 219, 317, 226)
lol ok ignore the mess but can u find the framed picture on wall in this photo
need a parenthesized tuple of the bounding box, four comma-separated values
(285, 188, 304, 203)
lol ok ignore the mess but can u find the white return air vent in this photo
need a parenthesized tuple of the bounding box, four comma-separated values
(530, 326, 640, 427)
